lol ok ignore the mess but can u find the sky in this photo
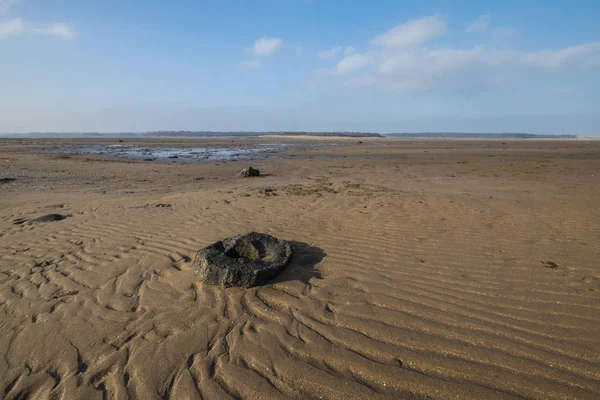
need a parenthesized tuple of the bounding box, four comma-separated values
(1, 0, 599, 134)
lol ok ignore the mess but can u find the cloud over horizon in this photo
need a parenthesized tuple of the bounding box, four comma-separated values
(371, 15, 446, 48)
(0, 0, 73, 39)
(320, 15, 600, 92)
(239, 36, 284, 69)
(252, 37, 283, 56)
(0, 17, 73, 38)
(466, 14, 517, 37)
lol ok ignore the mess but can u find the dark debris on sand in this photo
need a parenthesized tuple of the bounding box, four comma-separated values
(13, 214, 71, 225)
(240, 167, 260, 177)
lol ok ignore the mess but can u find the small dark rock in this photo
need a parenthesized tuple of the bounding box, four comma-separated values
(357, 141, 363, 144)
(0, 178, 16, 184)
(541, 260, 559, 269)
(15, 214, 69, 225)
(168, 155, 178, 159)
(193, 232, 292, 287)
(34, 260, 52, 268)
(240, 167, 260, 177)
(118, 139, 125, 143)
(29, 214, 70, 224)
(143, 158, 155, 161)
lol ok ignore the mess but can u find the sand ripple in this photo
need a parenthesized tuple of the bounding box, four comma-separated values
(1, 140, 599, 399)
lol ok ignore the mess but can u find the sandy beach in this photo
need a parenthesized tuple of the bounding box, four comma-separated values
(1, 137, 599, 399)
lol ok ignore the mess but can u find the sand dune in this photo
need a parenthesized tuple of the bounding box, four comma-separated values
(1, 138, 599, 399)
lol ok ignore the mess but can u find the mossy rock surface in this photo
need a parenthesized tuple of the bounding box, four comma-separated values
(193, 232, 292, 287)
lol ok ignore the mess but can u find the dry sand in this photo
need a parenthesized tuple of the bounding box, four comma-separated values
(1, 138, 599, 399)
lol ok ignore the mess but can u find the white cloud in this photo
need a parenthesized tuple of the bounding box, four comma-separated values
(252, 37, 283, 56)
(333, 42, 600, 91)
(240, 59, 261, 69)
(318, 46, 342, 59)
(0, 0, 18, 14)
(467, 15, 517, 37)
(336, 52, 374, 74)
(0, 18, 74, 39)
(372, 46, 504, 91)
(371, 15, 445, 47)
(466, 15, 490, 33)
(523, 42, 600, 68)
(324, 15, 600, 93)
(0, 17, 22, 37)
(32, 22, 73, 38)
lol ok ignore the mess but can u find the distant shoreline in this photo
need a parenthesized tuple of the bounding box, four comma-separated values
(0, 131, 580, 139)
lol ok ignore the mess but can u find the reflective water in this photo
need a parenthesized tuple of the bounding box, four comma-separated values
(52, 144, 289, 161)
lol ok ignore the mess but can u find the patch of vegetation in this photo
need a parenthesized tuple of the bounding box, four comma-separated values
(281, 184, 338, 196)
(135, 203, 172, 209)
(250, 181, 398, 198)
(340, 181, 395, 196)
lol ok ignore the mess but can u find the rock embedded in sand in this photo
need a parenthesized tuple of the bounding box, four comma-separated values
(0, 178, 16, 184)
(193, 232, 292, 287)
(14, 213, 70, 225)
(29, 214, 70, 224)
(240, 166, 260, 177)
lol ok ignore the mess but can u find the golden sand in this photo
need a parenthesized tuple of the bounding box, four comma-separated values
(1, 138, 599, 399)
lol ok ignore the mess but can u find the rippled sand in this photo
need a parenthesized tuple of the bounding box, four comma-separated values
(1, 138, 599, 399)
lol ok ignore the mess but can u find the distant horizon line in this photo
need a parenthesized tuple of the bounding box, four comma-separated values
(0, 131, 581, 137)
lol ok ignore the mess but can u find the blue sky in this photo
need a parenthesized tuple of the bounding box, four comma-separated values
(1, 0, 599, 134)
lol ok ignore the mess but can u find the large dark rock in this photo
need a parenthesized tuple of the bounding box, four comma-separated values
(194, 232, 292, 287)
(240, 167, 260, 177)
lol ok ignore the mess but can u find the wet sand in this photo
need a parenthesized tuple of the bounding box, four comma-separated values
(1, 138, 599, 399)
